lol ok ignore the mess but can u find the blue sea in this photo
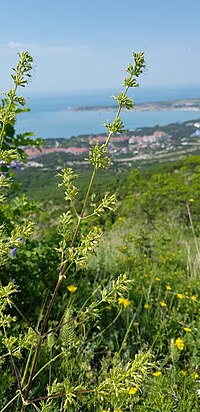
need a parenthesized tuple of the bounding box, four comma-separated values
(16, 86, 200, 139)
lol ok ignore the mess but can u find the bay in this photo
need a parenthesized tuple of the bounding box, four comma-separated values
(16, 86, 200, 139)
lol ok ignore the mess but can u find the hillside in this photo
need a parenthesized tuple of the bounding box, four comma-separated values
(21, 117, 200, 172)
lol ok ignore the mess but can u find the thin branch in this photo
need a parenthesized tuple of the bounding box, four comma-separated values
(44, 319, 72, 336)
(11, 301, 39, 335)
(27, 388, 96, 404)
(26, 392, 65, 404)
(32, 352, 62, 382)
(9, 350, 23, 396)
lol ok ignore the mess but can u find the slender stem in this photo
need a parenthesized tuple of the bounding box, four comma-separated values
(2, 323, 23, 399)
(23, 166, 98, 404)
(0, 392, 20, 412)
(20, 83, 132, 407)
(11, 301, 39, 335)
(41, 277, 63, 335)
(78, 309, 122, 354)
(81, 167, 97, 214)
(114, 298, 143, 363)
(115, 314, 136, 362)
(71, 200, 79, 219)
(187, 204, 200, 260)
(32, 352, 62, 382)
(105, 86, 129, 147)
(21, 306, 46, 388)
(27, 387, 96, 404)
(21, 341, 36, 387)
(9, 350, 23, 396)
(23, 335, 43, 402)
(45, 318, 72, 336)
(26, 392, 66, 404)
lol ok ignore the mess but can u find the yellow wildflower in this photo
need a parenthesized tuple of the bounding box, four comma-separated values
(67, 285, 77, 293)
(191, 372, 199, 380)
(183, 327, 192, 333)
(160, 301, 167, 307)
(153, 371, 161, 377)
(180, 370, 186, 376)
(119, 245, 128, 252)
(191, 295, 197, 301)
(128, 387, 138, 395)
(118, 297, 131, 308)
(189, 198, 194, 202)
(155, 277, 160, 281)
(175, 337, 184, 351)
(177, 293, 184, 299)
(166, 285, 172, 291)
(144, 303, 150, 309)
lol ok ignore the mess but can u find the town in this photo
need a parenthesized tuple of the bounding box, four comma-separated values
(24, 119, 200, 169)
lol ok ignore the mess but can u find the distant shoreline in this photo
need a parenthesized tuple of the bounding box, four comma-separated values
(67, 98, 200, 113)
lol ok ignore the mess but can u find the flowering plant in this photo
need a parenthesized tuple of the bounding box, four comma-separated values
(0, 51, 152, 412)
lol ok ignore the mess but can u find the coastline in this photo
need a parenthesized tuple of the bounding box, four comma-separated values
(67, 98, 200, 113)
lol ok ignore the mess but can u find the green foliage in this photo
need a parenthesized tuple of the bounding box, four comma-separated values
(88, 142, 111, 169)
(0, 51, 42, 156)
(0, 51, 151, 412)
(3, 48, 200, 411)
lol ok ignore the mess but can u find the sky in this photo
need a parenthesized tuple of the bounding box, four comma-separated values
(1, 0, 200, 93)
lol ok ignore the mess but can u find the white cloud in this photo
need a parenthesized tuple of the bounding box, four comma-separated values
(0, 41, 89, 55)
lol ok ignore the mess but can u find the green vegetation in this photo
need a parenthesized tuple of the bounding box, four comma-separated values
(1, 51, 200, 412)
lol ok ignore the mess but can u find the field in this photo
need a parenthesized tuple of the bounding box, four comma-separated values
(1, 154, 200, 411)
(1, 51, 200, 412)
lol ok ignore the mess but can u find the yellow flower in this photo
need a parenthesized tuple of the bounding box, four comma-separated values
(183, 327, 192, 333)
(144, 303, 150, 309)
(175, 337, 184, 350)
(153, 371, 161, 377)
(177, 293, 184, 299)
(189, 198, 194, 202)
(155, 277, 160, 281)
(128, 387, 138, 395)
(160, 301, 167, 307)
(118, 297, 131, 308)
(119, 245, 128, 253)
(67, 285, 77, 293)
(166, 285, 172, 291)
(180, 370, 186, 376)
(191, 372, 199, 380)
(191, 295, 197, 301)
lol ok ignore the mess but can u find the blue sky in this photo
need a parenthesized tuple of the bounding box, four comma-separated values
(1, 0, 200, 93)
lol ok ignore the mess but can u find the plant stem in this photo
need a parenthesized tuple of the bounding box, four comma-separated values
(11, 301, 39, 335)
(9, 350, 23, 396)
(20, 82, 132, 408)
(22, 165, 98, 405)
(0, 84, 17, 147)
(0, 392, 20, 412)
(32, 352, 62, 382)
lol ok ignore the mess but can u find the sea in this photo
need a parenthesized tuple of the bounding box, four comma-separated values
(15, 85, 200, 139)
